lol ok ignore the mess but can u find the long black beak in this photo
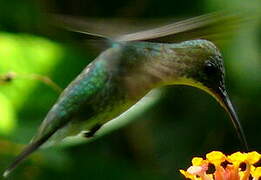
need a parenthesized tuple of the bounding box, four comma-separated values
(212, 87, 248, 151)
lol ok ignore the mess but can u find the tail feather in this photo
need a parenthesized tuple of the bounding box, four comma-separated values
(3, 132, 54, 178)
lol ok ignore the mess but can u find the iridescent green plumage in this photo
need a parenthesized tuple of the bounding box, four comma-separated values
(37, 40, 221, 143)
(3, 13, 248, 177)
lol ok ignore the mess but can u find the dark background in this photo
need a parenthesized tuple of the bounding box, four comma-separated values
(0, 0, 260, 179)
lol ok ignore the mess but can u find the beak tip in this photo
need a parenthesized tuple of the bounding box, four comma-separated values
(213, 89, 248, 151)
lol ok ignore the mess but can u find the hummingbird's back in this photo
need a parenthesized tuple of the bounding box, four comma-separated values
(35, 42, 156, 143)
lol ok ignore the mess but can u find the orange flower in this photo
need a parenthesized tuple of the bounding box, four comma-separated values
(180, 151, 261, 180)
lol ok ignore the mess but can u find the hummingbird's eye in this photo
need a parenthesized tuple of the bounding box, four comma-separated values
(204, 61, 219, 76)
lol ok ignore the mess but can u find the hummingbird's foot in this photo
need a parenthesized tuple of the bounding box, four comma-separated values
(83, 124, 102, 138)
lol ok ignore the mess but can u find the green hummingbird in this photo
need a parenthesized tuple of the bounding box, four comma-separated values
(3, 12, 248, 177)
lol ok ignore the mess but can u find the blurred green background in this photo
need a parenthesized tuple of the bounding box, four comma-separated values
(0, 0, 260, 179)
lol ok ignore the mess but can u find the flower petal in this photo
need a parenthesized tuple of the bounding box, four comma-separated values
(206, 151, 226, 166)
(227, 152, 247, 166)
(251, 167, 261, 179)
(246, 151, 261, 165)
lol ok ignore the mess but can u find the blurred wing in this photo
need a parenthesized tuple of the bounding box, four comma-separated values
(116, 12, 245, 43)
(50, 15, 152, 51)
(51, 14, 152, 40)
(51, 11, 249, 44)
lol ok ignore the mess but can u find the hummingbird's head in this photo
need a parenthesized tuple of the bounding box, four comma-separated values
(173, 40, 248, 149)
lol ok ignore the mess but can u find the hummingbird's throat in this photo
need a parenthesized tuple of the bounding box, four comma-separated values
(170, 77, 209, 92)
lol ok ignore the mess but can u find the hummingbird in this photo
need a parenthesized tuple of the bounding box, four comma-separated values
(3, 12, 248, 177)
